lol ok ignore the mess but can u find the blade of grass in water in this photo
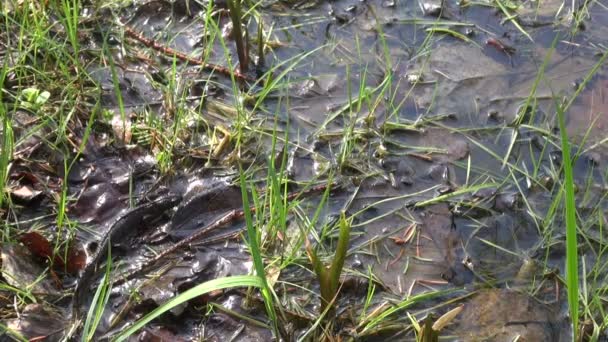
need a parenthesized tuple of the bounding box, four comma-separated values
(494, 0, 533, 42)
(555, 99, 579, 339)
(501, 35, 557, 168)
(425, 27, 482, 48)
(239, 165, 279, 336)
(113, 275, 263, 341)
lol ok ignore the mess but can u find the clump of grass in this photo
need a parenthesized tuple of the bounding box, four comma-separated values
(305, 211, 351, 314)
(56, 0, 81, 54)
(551, 45, 608, 341)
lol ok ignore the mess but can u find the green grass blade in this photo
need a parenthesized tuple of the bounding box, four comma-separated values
(238, 165, 279, 335)
(0, 323, 28, 342)
(113, 275, 263, 341)
(501, 35, 557, 167)
(328, 212, 351, 295)
(494, 0, 533, 42)
(425, 27, 481, 48)
(82, 246, 112, 342)
(0, 63, 11, 209)
(555, 99, 579, 339)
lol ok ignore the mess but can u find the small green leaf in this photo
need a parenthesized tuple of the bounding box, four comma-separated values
(35, 91, 50, 106)
(20, 88, 50, 110)
(21, 88, 40, 103)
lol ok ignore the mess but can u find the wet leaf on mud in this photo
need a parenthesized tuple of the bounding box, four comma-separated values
(18, 232, 86, 274)
(418, 205, 469, 284)
(71, 183, 124, 223)
(18, 232, 53, 263)
(1, 244, 58, 295)
(168, 182, 242, 238)
(4, 304, 65, 342)
(130, 252, 220, 313)
(118, 245, 250, 321)
(454, 289, 560, 340)
(9, 185, 42, 204)
(410, 44, 513, 121)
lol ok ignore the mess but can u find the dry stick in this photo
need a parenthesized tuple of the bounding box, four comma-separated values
(114, 182, 334, 285)
(123, 25, 256, 82)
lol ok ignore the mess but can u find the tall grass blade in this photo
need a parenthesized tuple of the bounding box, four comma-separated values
(238, 165, 279, 335)
(82, 246, 112, 341)
(256, 19, 265, 71)
(555, 99, 579, 339)
(0, 66, 11, 210)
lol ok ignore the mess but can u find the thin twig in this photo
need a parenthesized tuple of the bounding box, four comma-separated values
(123, 25, 256, 82)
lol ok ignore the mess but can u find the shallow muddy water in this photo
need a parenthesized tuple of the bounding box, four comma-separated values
(2, 0, 608, 340)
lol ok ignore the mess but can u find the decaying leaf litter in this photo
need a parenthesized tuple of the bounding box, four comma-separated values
(1, 0, 608, 340)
